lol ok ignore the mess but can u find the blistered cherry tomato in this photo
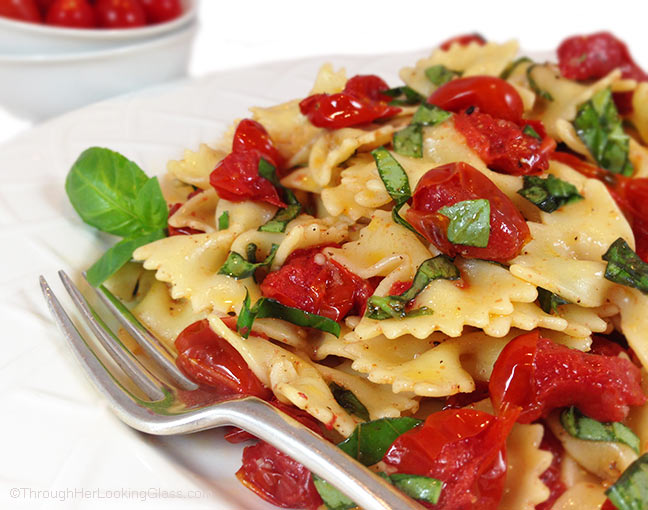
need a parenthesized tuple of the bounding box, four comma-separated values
(46, 0, 95, 28)
(260, 245, 375, 322)
(299, 74, 401, 129)
(439, 33, 486, 51)
(454, 109, 554, 175)
(489, 331, 646, 423)
(139, 0, 181, 24)
(174, 320, 272, 399)
(406, 162, 530, 263)
(35, 0, 54, 13)
(536, 427, 567, 510)
(232, 118, 284, 169)
(383, 407, 518, 510)
(95, 0, 146, 28)
(428, 76, 524, 124)
(0, 0, 41, 22)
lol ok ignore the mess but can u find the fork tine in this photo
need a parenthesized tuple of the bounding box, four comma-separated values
(85, 276, 198, 391)
(57, 271, 166, 401)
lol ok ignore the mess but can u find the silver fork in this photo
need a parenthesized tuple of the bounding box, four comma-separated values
(39, 270, 424, 510)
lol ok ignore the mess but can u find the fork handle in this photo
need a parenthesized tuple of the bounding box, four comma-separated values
(136, 397, 426, 510)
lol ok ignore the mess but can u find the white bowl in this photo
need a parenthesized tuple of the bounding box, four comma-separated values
(0, 0, 197, 54)
(0, 21, 197, 121)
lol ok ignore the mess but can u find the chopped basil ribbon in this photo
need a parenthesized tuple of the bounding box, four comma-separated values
(257, 158, 302, 232)
(393, 124, 423, 158)
(411, 103, 452, 126)
(312, 478, 356, 510)
(523, 124, 542, 140)
(425, 65, 461, 86)
(500, 56, 533, 80)
(329, 383, 370, 422)
(236, 291, 341, 338)
(574, 87, 634, 176)
(517, 174, 584, 213)
(605, 453, 648, 510)
(246, 243, 258, 263)
(218, 244, 278, 280)
(218, 210, 229, 230)
(438, 199, 491, 247)
(383, 85, 425, 106)
(602, 238, 648, 294)
(371, 147, 419, 234)
(366, 255, 460, 320)
(537, 287, 570, 314)
(526, 64, 554, 101)
(561, 407, 640, 454)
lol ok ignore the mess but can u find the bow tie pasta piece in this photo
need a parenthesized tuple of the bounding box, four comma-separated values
(551, 483, 607, 510)
(215, 199, 278, 234)
(608, 286, 648, 370)
(167, 143, 226, 190)
(168, 187, 219, 233)
(399, 39, 519, 97)
(630, 82, 648, 145)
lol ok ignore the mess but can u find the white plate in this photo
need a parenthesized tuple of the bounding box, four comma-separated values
(0, 50, 434, 510)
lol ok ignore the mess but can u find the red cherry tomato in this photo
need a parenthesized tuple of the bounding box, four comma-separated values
(260, 245, 375, 322)
(536, 427, 567, 510)
(0, 0, 41, 22)
(383, 407, 519, 510)
(453, 109, 554, 175)
(209, 119, 286, 208)
(46, 0, 95, 28)
(299, 74, 401, 129)
(94, 0, 145, 28)
(439, 33, 486, 51)
(601, 500, 618, 510)
(35, 0, 55, 14)
(405, 162, 531, 263)
(139, 0, 181, 24)
(489, 331, 646, 424)
(428, 76, 524, 124)
(236, 441, 323, 510)
(174, 320, 272, 400)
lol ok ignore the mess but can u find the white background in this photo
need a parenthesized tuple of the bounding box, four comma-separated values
(0, 0, 647, 144)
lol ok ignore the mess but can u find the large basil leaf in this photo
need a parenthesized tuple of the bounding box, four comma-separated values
(574, 87, 634, 176)
(605, 453, 648, 510)
(561, 407, 640, 454)
(602, 238, 648, 294)
(518, 174, 583, 213)
(438, 199, 490, 247)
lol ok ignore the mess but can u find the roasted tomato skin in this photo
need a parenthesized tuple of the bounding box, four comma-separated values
(383, 407, 518, 510)
(260, 245, 375, 322)
(489, 331, 646, 424)
(406, 162, 530, 263)
(439, 33, 486, 51)
(428, 75, 524, 123)
(174, 319, 272, 400)
(232, 118, 284, 169)
(299, 74, 400, 129)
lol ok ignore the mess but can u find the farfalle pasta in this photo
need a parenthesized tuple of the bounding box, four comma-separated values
(66, 31, 648, 510)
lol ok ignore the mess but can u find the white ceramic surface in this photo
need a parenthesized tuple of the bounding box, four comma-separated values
(0, 21, 197, 122)
(0, 49, 434, 510)
(0, 0, 197, 54)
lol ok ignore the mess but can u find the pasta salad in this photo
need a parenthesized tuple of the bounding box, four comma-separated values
(64, 32, 648, 510)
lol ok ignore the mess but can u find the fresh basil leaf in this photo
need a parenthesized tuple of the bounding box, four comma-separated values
(602, 238, 648, 294)
(383, 85, 425, 106)
(257, 158, 302, 233)
(372, 147, 411, 203)
(561, 407, 640, 454)
(526, 64, 554, 101)
(537, 287, 570, 314)
(312, 476, 356, 510)
(523, 124, 542, 140)
(246, 243, 258, 263)
(218, 244, 279, 280)
(329, 382, 370, 422)
(338, 417, 422, 466)
(500, 56, 532, 80)
(366, 255, 460, 320)
(574, 87, 633, 176)
(425, 65, 461, 86)
(86, 230, 165, 287)
(411, 103, 452, 126)
(393, 124, 423, 158)
(218, 211, 229, 230)
(389, 474, 442, 504)
(237, 295, 341, 339)
(518, 174, 583, 213)
(438, 199, 491, 247)
(66, 147, 168, 238)
(605, 453, 648, 510)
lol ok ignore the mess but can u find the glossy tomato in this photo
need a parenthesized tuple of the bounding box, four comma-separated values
(232, 118, 284, 169)
(174, 319, 272, 399)
(299, 74, 400, 129)
(139, 0, 181, 24)
(427, 76, 524, 124)
(406, 162, 530, 263)
(383, 407, 518, 510)
(489, 331, 646, 423)
(439, 33, 486, 51)
(260, 245, 375, 322)
(0, 0, 41, 22)
(46, 0, 95, 28)
(94, 0, 145, 28)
